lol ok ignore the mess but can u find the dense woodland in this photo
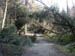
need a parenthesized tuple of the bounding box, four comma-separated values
(0, 0, 75, 56)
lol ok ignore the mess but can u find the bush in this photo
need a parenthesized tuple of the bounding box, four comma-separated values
(66, 43, 75, 53)
(15, 18, 28, 30)
(1, 24, 17, 36)
(0, 43, 24, 56)
(0, 24, 32, 56)
(57, 33, 74, 45)
(0, 24, 32, 46)
(44, 33, 57, 42)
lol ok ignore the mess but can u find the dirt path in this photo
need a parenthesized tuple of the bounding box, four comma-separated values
(23, 37, 69, 56)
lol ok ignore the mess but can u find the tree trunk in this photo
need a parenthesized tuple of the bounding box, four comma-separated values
(24, 24, 28, 35)
(2, 0, 8, 30)
(70, 27, 75, 38)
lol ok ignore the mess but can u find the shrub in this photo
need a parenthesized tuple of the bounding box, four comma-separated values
(0, 24, 32, 45)
(66, 43, 75, 53)
(0, 24, 32, 56)
(1, 24, 17, 36)
(57, 33, 74, 45)
(0, 43, 24, 56)
(44, 33, 57, 42)
(15, 18, 28, 30)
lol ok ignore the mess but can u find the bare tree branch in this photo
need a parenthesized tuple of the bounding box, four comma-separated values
(36, 0, 49, 8)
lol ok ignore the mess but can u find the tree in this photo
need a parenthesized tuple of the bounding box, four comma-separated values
(0, 0, 21, 29)
(2, 0, 8, 29)
(35, 0, 75, 37)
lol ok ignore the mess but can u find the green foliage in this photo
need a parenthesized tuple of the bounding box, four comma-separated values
(0, 24, 32, 56)
(15, 18, 26, 30)
(57, 33, 74, 45)
(15, 7, 30, 30)
(16, 7, 29, 18)
(1, 24, 17, 36)
(47, 33, 57, 37)
(59, 44, 75, 55)
(0, 24, 32, 46)
(59, 45, 71, 54)
(44, 33, 57, 42)
(0, 24, 17, 43)
(66, 43, 75, 53)
(50, 6, 59, 12)
(0, 43, 24, 56)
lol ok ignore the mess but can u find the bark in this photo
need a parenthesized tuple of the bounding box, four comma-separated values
(2, 0, 8, 29)
(24, 24, 28, 34)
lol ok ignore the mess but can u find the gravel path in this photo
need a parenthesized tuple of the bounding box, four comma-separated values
(23, 37, 69, 56)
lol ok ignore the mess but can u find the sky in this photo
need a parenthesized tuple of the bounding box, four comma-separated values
(35, 0, 75, 11)
(22, 0, 75, 11)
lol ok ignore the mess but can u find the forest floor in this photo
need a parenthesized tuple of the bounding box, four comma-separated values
(23, 37, 70, 56)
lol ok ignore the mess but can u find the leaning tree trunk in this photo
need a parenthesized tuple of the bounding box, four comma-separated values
(2, 0, 8, 30)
